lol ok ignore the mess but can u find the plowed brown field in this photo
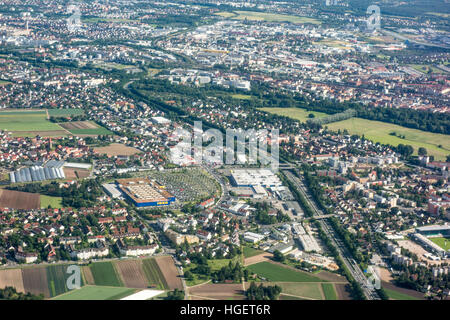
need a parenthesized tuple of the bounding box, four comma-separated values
(114, 260, 149, 288)
(0, 268, 25, 293)
(0, 189, 40, 210)
(22, 267, 50, 298)
(155, 256, 183, 290)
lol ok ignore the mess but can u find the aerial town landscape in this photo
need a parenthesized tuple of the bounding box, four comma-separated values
(0, 0, 448, 304)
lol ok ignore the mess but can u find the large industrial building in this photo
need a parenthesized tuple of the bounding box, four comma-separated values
(117, 178, 175, 207)
(230, 169, 282, 187)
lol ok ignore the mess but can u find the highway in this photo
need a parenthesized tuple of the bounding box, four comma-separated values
(283, 169, 380, 300)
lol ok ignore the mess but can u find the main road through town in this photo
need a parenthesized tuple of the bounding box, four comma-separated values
(283, 169, 380, 300)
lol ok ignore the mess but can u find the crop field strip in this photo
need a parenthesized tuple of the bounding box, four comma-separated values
(21, 267, 50, 298)
(0, 268, 25, 293)
(89, 261, 123, 287)
(155, 256, 183, 290)
(46, 264, 85, 297)
(114, 260, 149, 289)
(59, 121, 113, 136)
(321, 283, 338, 300)
(142, 258, 169, 290)
(0, 189, 41, 210)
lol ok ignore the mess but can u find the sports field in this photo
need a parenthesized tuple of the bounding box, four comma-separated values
(52, 285, 136, 300)
(246, 261, 325, 282)
(429, 237, 450, 251)
(326, 118, 450, 160)
(259, 107, 328, 122)
(0, 110, 65, 136)
(218, 11, 321, 24)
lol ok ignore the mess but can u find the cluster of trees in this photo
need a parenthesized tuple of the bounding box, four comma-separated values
(392, 263, 449, 295)
(0, 287, 43, 300)
(307, 109, 356, 126)
(252, 201, 290, 225)
(395, 144, 415, 159)
(8, 179, 103, 208)
(245, 282, 282, 300)
(166, 289, 185, 300)
(329, 217, 367, 265)
(272, 250, 285, 263)
(49, 115, 87, 123)
(211, 261, 247, 283)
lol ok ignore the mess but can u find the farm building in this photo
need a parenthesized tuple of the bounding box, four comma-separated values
(9, 160, 91, 183)
(10, 165, 65, 183)
(117, 178, 175, 207)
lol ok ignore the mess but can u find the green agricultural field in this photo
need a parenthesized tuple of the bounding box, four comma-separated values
(384, 288, 420, 300)
(0, 80, 12, 86)
(46, 264, 84, 297)
(142, 258, 169, 290)
(52, 285, 136, 300)
(243, 246, 264, 258)
(47, 109, 85, 117)
(429, 237, 450, 251)
(0, 110, 63, 133)
(326, 118, 450, 161)
(259, 107, 328, 122)
(227, 11, 321, 25)
(279, 294, 308, 300)
(271, 282, 323, 300)
(40, 195, 63, 209)
(68, 128, 113, 135)
(247, 262, 325, 282)
(321, 283, 337, 300)
(231, 94, 253, 100)
(215, 11, 237, 18)
(89, 262, 123, 287)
